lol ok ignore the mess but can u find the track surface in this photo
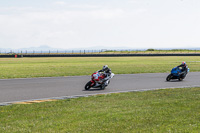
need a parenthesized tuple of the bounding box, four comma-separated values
(0, 72, 200, 103)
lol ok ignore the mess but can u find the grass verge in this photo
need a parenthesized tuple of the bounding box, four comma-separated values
(0, 87, 200, 132)
(0, 56, 200, 79)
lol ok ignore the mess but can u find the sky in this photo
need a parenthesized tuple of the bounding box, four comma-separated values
(0, 0, 200, 49)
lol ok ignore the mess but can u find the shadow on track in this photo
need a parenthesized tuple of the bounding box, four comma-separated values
(83, 88, 104, 91)
(165, 80, 185, 82)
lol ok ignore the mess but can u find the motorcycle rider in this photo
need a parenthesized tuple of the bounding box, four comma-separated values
(177, 62, 188, 78)
(98, 65, 112, 85)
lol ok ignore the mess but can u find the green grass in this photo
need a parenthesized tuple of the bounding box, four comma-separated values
(1, 87, 200, 132)
(102, 49, 200, 54)
(0, 56, 200, 79)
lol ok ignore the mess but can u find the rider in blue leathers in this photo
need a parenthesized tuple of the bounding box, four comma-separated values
(177, 62, 188, 78)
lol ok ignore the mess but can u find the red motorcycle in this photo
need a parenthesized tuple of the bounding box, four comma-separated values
(85, 71, 114, 90)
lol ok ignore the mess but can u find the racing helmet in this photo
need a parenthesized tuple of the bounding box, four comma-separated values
(182, 61, 186, 66)
(103, 65, 108, 70)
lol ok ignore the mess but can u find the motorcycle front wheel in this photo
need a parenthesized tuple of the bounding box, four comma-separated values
(85, 81, 92, 90)
(166, 74, 171, 81)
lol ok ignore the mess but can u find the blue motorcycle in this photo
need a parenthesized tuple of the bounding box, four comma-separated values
(166, 67, 189, 81)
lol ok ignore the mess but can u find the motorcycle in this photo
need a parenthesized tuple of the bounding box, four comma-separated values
(85, 71, 115, 90)
(166, 67, 189, 81)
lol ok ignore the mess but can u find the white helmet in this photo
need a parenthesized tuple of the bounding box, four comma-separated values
(103, 65, 108, 70)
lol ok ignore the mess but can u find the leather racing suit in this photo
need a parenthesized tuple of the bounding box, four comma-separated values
(177, 64, 188, 78)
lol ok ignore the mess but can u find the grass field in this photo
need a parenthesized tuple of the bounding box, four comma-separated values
(0, 56, 200, 79)
(0, 87, 200, 132)
(1, 56, 200, 132)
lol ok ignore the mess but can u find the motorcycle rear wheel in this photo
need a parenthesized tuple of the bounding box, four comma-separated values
(85, 81, 92, 90)
(100, 84, 106, 90)
(179, 78, 183, 81)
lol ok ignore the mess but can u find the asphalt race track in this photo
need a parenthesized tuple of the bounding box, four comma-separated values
(0, 72, 200, 104)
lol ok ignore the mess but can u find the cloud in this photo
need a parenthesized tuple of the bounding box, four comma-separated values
(89, 9, 125, 19)
(128, 0, 140, 4)
(0, 6, 128, 48)
(53, 1, 66, 6)
(69, 4, 101, 9)
(1, 0, 200, 49)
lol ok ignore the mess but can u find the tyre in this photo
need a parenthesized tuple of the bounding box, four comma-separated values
(85, 81, 92, 90)
(179, 74, 185, 81)
(179, 78, 183, 81)
(182, 74, 186, 79)
(166, 74, 171, 81)
(100, 84, 106, 90)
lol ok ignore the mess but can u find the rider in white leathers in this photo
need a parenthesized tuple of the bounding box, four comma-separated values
(98, 65, 112, 85)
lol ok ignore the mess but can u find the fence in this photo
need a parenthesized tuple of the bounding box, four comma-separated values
(0, 50, 104, 54)
(1, 49, 200, 55)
